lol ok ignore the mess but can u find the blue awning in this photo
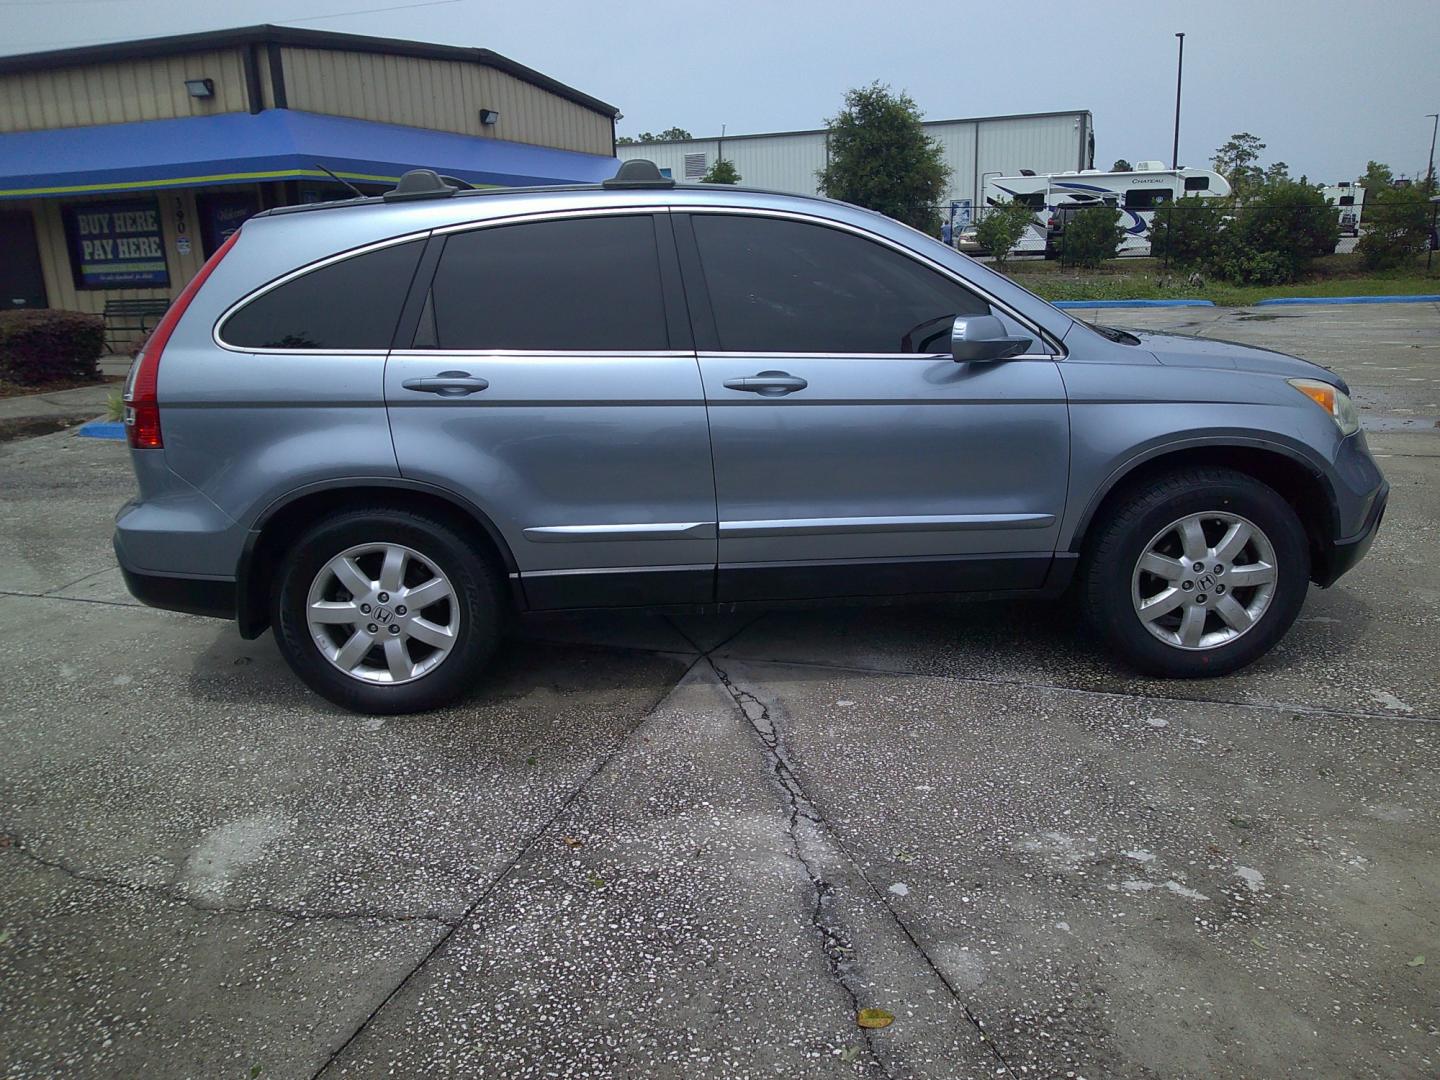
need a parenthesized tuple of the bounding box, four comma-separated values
(0, 109, 618, 200)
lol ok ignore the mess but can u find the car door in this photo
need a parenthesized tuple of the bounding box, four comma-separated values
(385, 211, 717, 608)
(675, 210, 1069, 602)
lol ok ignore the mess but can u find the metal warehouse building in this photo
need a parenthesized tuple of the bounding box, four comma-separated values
(0, 25, 619, 343)
(619, 110, 1094, 223)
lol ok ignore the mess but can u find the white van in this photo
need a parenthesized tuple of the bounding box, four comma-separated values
(980, 161, 1232, 256)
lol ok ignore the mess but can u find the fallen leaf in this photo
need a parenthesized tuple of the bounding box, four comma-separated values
(586, 873, 605, 889)
(562, 836, 583, 850)
(839, 1045, 861, 1062)
(1407, 955, 1425, 967)
(857, 1008, 894, 1030)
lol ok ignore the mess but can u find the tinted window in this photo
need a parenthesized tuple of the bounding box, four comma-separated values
(429, 215, 667, 351)
(1125, 188, 1172, 209)
(692, 215, 989, 354)
(1183, 176, 1210, 191)
(222, 239, 423, 349)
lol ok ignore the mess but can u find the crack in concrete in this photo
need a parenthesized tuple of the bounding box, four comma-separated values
(309, 656, 704, 1079)
(5, 835, 457, 927)
(709, 657, 1021, 1080)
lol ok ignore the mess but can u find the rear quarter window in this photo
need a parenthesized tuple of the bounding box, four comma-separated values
(220, 238, 424, 350)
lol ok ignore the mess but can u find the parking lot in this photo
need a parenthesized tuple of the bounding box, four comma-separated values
(1, 302, 1437, 1079)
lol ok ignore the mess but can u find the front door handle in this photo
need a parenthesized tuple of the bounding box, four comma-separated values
(722, 370, 809, 395)
(401, 371, 490, 396)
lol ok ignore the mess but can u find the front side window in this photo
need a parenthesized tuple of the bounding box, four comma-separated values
(691, 215, 989, 354)
(221, 239, 423, 350)
(425, 215, 668, 351)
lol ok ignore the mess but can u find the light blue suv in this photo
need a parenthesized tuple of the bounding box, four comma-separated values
(116, 162, 1387, 713)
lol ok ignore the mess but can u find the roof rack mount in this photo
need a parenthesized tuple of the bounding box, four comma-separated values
(602, 159, 675, 190)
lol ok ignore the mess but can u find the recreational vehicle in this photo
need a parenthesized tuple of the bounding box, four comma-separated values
(1322, 180, 1365, 236)
(980, 161, 1231, 256)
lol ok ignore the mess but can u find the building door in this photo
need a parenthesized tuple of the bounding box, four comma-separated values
(0, 211, 48, 309)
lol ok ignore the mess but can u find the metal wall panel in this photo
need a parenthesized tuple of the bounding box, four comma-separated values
(0, 50, 252, 132)
(278, 47, 613, 156)
(619, 112, 1090, 206)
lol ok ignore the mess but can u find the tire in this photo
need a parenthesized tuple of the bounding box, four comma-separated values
(1081, 468, 1310, 678)
(271, 508, 503, 713)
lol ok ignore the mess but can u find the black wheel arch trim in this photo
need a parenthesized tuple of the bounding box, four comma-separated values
(235, 476, 519, 639)
(1067, 433, 1341, 555)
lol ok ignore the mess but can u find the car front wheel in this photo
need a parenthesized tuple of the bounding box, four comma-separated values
(1082, 468, 1311, 677)
(272, 508, 502, 713)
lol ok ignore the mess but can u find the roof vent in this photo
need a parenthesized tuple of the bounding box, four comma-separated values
(602, 159, 675, 189)
(383, 169, 459, 201)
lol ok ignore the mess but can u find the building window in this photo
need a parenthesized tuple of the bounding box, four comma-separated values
(683, 153, 708, 179)
(61, 197, 169, 289)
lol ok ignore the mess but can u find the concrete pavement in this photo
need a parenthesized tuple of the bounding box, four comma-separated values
(1, 304, 1437, 1079)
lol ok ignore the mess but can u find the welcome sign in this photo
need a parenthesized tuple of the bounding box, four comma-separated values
(63, 198, 169, 288)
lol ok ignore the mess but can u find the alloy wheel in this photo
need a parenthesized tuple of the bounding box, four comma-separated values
(1130, 511, 1278, 651)
(305, 542, 460, 683)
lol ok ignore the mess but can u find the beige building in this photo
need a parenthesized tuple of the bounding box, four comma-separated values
(0, 25, 619, 345)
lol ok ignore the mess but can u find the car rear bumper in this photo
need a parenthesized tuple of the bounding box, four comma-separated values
(116, 537, 237, 620)
(1315, 480, 1387, 588)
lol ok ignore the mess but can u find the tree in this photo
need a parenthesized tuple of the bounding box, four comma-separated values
(1213, 132, 1266, 197)
(973, 199, 1033, 268)
(1148, 195, 1228, 267)
(701, 157, 741, 184)
(1263, 161, 1291, 186)
(1357, 184, 1432, 268)
(816, 82, 949, 233)
(616, 127, 693, 146)
(1361, 160, 1394, 192)
(1111, 158, 1133, 172)
(1058, 206, 1124, 268)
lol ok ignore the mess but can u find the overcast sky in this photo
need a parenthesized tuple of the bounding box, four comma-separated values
(3, 0, 1437, 183)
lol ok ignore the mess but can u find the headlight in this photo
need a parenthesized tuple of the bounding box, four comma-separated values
(1288, 378, 1360, 436)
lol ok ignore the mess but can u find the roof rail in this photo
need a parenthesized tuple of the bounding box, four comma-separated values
(382, 169, 459, 202)
(602, 159, 675, 190)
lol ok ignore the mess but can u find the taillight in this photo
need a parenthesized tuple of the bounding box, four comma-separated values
(125, 228, 242, 449)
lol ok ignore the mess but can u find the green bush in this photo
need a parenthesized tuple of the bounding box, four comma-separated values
(974, 199, 1034, 268)
(0, 310, 106, 385)
(1357, 184, 1433, 269)
(1148, 196, 1228, 267)
(1233, 180, 1338, 277)
(1059, 206, 1124, 268)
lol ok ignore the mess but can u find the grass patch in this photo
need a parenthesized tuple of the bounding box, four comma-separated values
(1001, 253, 1440, 306)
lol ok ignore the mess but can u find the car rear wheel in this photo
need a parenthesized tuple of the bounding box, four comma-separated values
(1082, 468, 1311, 677)
(272, 508, 502, 713)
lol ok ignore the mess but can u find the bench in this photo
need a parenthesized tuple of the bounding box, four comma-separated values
(103, 298, 171, 351)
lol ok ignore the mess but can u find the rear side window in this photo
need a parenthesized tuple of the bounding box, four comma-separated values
(1125, 188, 1172, 209)
(425, 215, 668, 351)
(691, 215, 989, 354)
(221, 239, 423, 350)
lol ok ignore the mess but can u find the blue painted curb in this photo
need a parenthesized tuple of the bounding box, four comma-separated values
(1254, 294, 1440, 306)
(77, 420, 125, 441)
(1051, 299, 1216, 309)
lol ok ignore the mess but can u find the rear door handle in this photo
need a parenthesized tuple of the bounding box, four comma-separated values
(401, 371, 489, 396)
(722, 371, 809, 395)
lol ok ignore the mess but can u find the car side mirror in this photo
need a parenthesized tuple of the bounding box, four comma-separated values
(951, 314, 1033, 363)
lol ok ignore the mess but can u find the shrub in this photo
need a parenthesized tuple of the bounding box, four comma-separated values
(1357, 184, 1433, 269)
(0, 310, 106, 385)
(1234, 180, 1338, 276)
(974, 199, 1034, 268)
(1059, 206, 1124, 268)
(1149, 196, 1228, 267)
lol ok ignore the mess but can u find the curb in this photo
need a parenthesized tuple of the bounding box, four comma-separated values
(1051, 299, 1215, 309)
(77, 420, 125, 441)
(1253, 295, 1440, 306)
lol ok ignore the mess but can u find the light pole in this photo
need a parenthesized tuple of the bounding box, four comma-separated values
(1425, 113, 1438, 192)
(1171, 33, 1185, 170)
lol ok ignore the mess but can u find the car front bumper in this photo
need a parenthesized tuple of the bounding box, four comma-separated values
(1315, 479, 1387, 588)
